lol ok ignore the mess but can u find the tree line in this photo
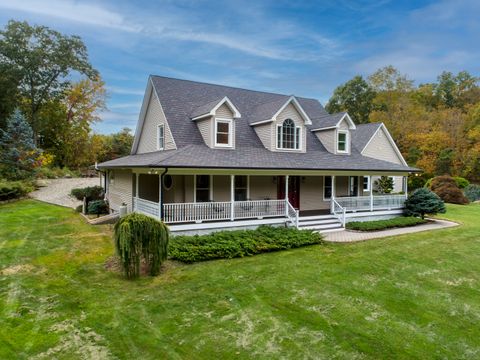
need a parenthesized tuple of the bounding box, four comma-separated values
(0, 20, 133, 180)
(326, 66, 480, 182)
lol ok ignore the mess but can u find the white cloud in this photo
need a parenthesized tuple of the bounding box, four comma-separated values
(0, 0, 139, 32)
(0, 0, 342, 62)
(106, 86, 145, 96)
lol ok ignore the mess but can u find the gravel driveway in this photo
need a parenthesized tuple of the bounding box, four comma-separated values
(31, 177, 102, 209)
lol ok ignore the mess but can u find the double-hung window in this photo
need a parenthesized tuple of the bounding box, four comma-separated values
(215, 118, 232, 147)
(337, 130, 348, 153)
(277, 119, 301, 150)
(157, 124, 165, 150)
(363, 176, 370, 192)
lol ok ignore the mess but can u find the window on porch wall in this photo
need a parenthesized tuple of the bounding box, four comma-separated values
(196, 175, 210, 202)
(235, 176, 248, 201)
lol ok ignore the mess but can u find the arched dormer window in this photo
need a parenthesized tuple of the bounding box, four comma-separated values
(277, 119, 300, 150)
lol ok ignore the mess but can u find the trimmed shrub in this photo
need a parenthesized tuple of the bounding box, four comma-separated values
(71, 186, 104, 201)
(346, 217, 426, 231)
(87, 200, 109, 216)
(114, 213, 169, 279)
(0, 180, 35, 201)
(405, 188, 446, 219)
(169, 226, 324, 263)
(75, 204, 83, 213)
(429, 175, 468, 204)
(453, 177, 470, 189)
(408, 174, 430, 192)
(464, 184, 480, 202)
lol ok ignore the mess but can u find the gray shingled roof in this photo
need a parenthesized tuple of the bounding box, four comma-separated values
(98, 75, 418, 172)
(352, 123, 383, 152)
(311, 112, 348, 129)
(190, 98, 223, 119)
(249, 96, 290, 124)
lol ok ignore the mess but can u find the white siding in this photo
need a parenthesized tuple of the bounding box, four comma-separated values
(197, 118, 213, 147)
(362, 127, 404, 165)
(249, 176, 277, 200)
(108, 170, 133, 212)
(253, 123, 272, 150)
(300, 176, 329, 210)
(315, 129, 336, 153)
(216, 104, 234, 118)
(137, 91, 175, 154)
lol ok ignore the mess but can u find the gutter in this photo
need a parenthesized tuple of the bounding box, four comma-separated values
(94, 162, 108, 195)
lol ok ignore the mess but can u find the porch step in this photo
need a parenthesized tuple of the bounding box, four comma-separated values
(296, 214, 343, 232)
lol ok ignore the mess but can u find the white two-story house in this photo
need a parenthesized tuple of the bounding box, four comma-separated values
(97, 75, 418, 233)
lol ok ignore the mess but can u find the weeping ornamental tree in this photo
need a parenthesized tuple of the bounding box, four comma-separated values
(114, 213, 169, 279)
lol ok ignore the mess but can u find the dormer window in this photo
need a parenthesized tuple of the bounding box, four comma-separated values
(157, 124, 164, 150)
(277, 119, 301, 150)
(337, 130, 349, 153)
(215, 118, 232, 147)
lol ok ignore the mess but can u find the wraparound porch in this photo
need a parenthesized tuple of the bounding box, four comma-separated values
(119, 170, 408, 230)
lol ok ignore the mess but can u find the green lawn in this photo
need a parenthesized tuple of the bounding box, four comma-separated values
(1, 200, 480, 359)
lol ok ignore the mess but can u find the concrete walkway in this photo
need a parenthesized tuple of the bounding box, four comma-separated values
(31, 178, 101, 209)
(323, 219, 459, 243)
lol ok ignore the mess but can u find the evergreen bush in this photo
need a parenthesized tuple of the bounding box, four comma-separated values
(464, 184, 480, 202)
(405, 188, 446, 219)
(374, 176, 394, 194)
(71, 186, 104, 201)
(87, 200, 109, 216)
(453, 177, 470, 189)
(114, 213, 169, 279)
(0, 180, 35, 201)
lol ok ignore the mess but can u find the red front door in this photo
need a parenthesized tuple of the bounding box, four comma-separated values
(277, 176, 300, 209)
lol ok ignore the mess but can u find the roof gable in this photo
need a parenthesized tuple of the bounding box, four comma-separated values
(310, 112, 356, 131)
(250, 96, 312, 126)
(191, 96, 241, 120)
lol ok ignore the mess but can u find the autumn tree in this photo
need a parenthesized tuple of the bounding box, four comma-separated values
(0, 20, 98, 144)
(326, 75, 376, 124)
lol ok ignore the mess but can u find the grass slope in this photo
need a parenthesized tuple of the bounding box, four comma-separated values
(1, 200, 479, 359)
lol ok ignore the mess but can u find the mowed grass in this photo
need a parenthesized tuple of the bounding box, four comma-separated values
(1, 200, 480, 359)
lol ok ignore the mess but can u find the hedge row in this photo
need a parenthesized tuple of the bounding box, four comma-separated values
(169, 225, 324, 263)
(0, 180, 35, 201)
(346, 216, 427, 231)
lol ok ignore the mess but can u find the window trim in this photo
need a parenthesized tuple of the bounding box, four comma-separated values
(214, 118, 233, 147)
(276, 119, 302, 151)
(157, 124, 165, 150)
(336, 130, 349, 154)
(363, 176, 371, 192)
(323, 175, 332, 201)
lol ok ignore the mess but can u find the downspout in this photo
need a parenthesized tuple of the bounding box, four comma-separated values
(94, 162, 107, 198)
(159, 167, 169, 220)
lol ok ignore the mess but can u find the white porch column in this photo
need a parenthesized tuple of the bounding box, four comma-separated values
(158, 173, 162, 220)
(135, 173, 139, 198)
(404, 176, 408, 199)
(369, 175, 373, 211)
(285, 175, 289, 216)
(230, 175, 235, 221)
(331, 175, 336, 213)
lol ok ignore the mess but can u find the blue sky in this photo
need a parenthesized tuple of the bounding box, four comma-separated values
(0, 0, 478, 134)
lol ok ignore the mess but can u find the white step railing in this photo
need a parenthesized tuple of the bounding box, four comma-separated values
(335, 194, 405, 212)
(332, 199, 346, 227)
(286, 200, 299, 228)
(133, 197, 160, 218)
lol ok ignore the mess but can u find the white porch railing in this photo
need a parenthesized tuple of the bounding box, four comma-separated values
(233, 199, 286, 220)
(133, 197, 160, 218)
(335, 194, 405, 212)
(163, 201, 231, 223)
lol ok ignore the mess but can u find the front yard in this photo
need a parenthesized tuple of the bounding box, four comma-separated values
(1, 200, 480, 359)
